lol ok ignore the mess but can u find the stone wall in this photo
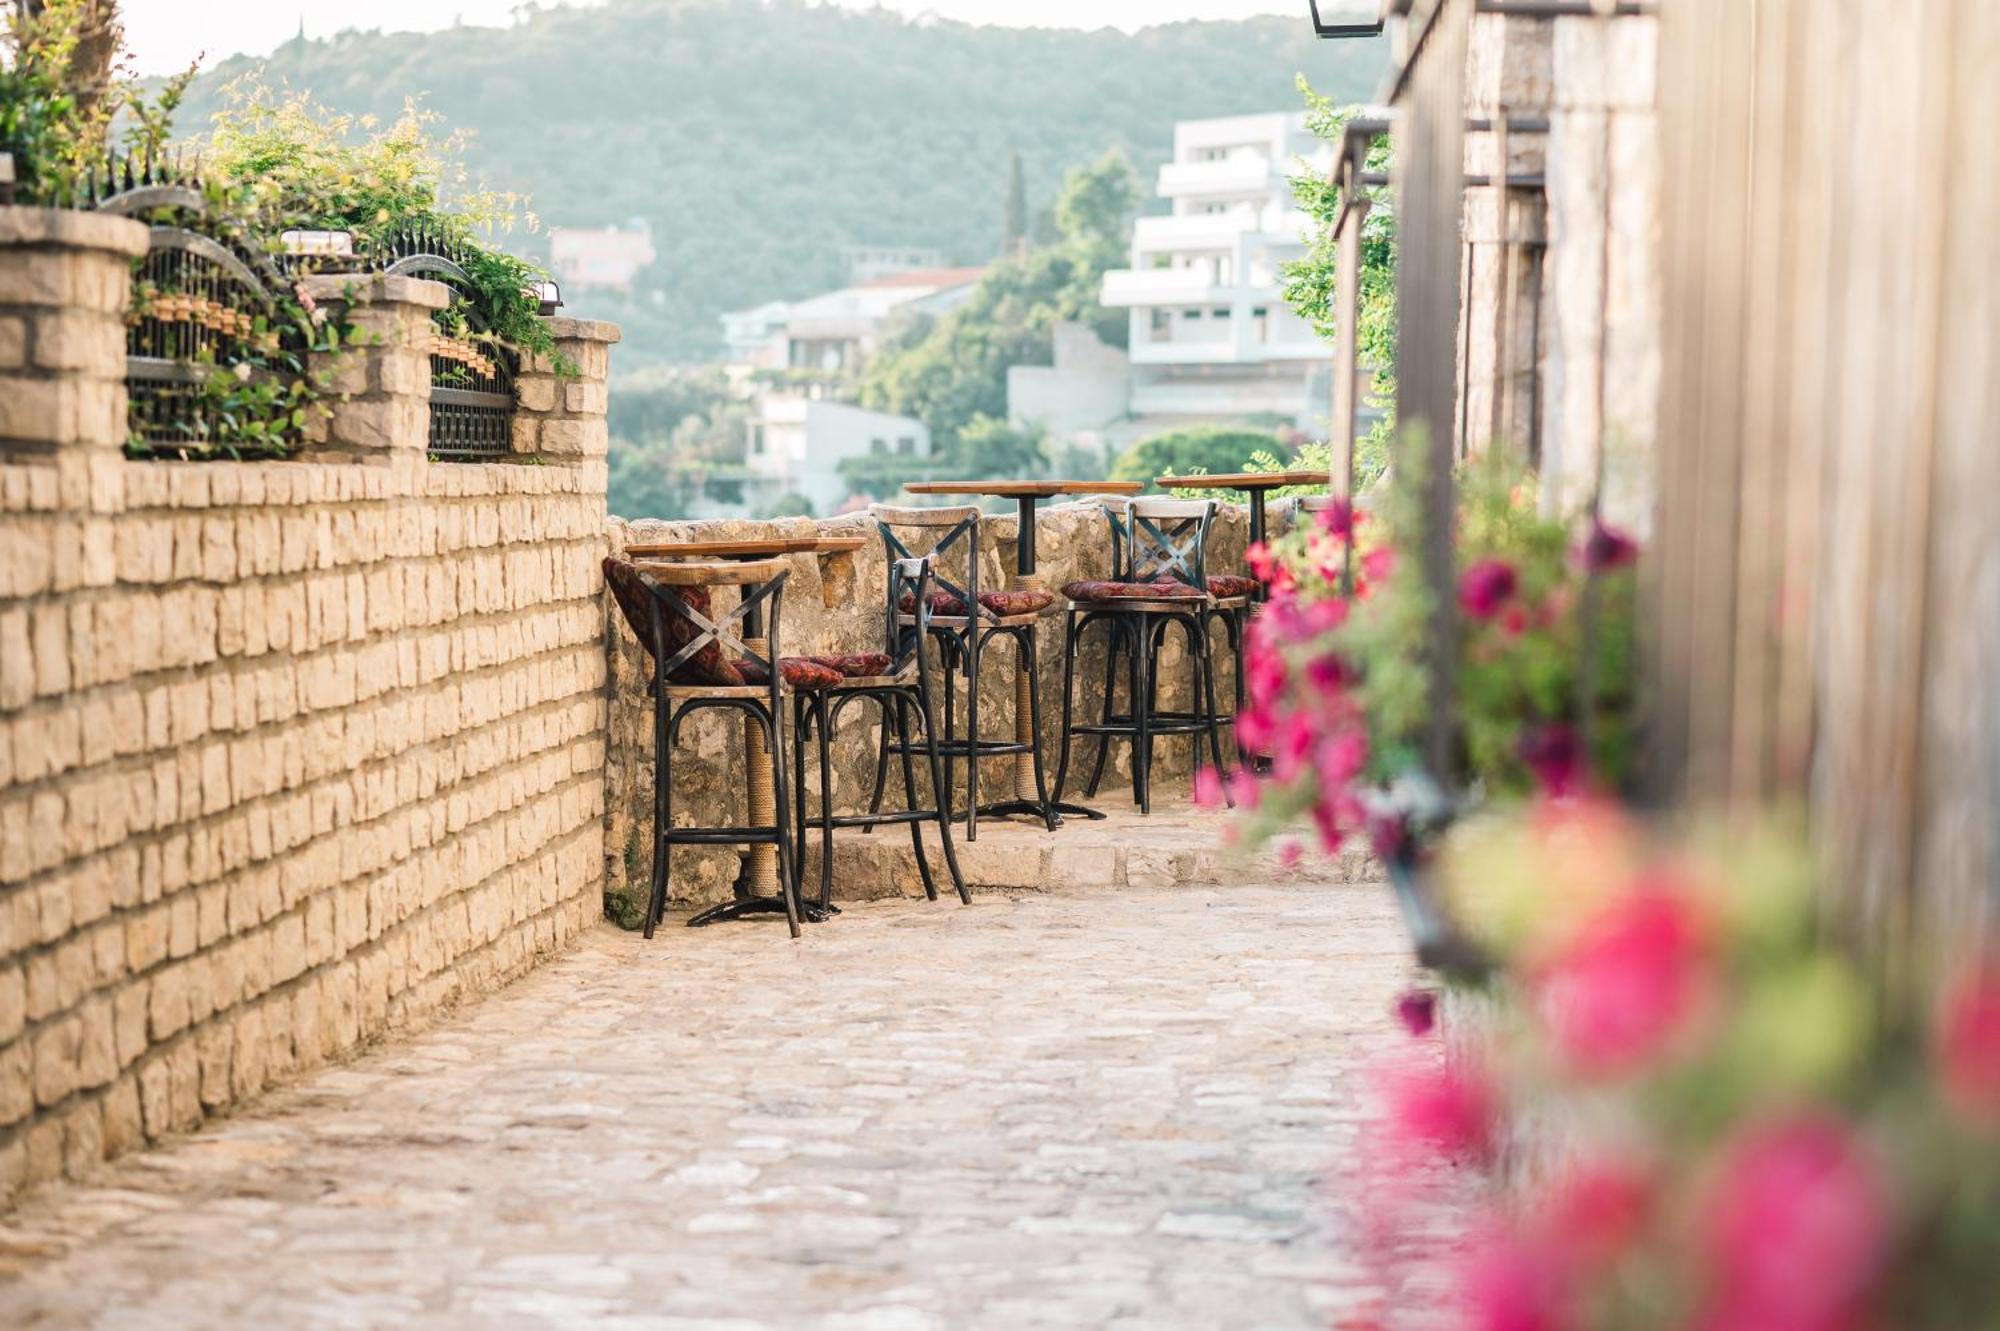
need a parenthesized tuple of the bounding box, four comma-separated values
(602, 504, 1249, 925)
(0, 207, 616, 1200)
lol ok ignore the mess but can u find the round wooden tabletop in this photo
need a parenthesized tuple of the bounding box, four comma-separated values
(1152, 470, 1332, 491)
(902, 480, 1145, 499)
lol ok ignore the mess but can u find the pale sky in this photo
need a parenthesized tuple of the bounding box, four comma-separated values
(122, 0, 1321, 76)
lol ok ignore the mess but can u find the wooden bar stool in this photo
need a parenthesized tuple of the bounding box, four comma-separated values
(867, 503, 1059, 841)
(792, 553, 968, 914)
(1053, 498, 1248, 813)
(603, 555, 840, 939)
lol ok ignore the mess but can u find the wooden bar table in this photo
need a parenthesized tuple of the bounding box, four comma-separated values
(1155, 470, 1331, 598)
(624, 533, 865, 924)
(903, 480, 1143, 823)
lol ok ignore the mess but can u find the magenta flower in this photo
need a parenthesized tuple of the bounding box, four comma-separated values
(1385, 1061, 1495, 1162)
(1518, 723, 1584, 797)
(1542, 1160, 1651, 1272)
(1938, 958, 2000, 1129)
(1315, 497, 1358, 541)
(1192, 764, 1225, 810)
(1276, 838, 1303, 869)
(1535, 887, 1705, 1076)
(1460, 1234, 1571, 1331)
(1246, 540, 1280, 586)
(1700, 1114, 1890, 1331)
(1395, 989, 1438, 1037)
(1458, 558, 1519, 621)
(1581, 521, 1639, 574)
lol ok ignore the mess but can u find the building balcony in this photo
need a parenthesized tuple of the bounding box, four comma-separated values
(1156, 156, 1276, 201)
(1101, 266, 1225, 308)
(1132, 209, 1316, 259)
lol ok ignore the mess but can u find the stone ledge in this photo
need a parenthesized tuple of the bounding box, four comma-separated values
(295, 273, 452, 311)
(544, 316, 621, 344)
(0, 207, 148, 257)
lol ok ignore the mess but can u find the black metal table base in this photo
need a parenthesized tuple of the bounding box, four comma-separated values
(686, 895, 838, 928)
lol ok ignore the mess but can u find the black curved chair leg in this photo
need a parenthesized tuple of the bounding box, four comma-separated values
(645, 692, 673, 939)
(1022, 627, 1058, 832)
(893, 694, 939, 902)
(1084, 617, 1124, 799)
(814, 694, 835, 913)
(765, 703, 803, 939)
(1053, 610, 1080, 804)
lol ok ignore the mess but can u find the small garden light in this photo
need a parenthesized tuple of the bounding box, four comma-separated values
(278, 228, 355, 259)
(531, 279, 563, 315)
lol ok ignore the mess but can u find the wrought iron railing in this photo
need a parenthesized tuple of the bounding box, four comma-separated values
(372, 228, 520, 462)
(92, 154, 308, 457)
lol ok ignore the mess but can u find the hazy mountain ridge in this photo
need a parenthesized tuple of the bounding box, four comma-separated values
(176, 0, 1386, 364)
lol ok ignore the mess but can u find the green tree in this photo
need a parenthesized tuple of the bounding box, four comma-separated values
(947, 413, 1047, 478)
(858, 151, 1138, 453)
(1000, 149, 1027, 257)
(1282, 75, 1397, 489)
(1109, 425, 1292, 490)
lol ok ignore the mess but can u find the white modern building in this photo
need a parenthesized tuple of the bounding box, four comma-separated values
(1100, 112, 1334, 425)
(744, 397, 932, 517)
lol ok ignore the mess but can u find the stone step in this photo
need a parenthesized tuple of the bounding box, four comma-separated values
(792, 797, 1382, 900)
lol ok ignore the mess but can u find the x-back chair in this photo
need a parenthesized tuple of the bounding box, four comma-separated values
(792, 553, 968, 914)
(868, 503, 1059, 841)
(604, 554, 843, 940)
(1054, 497, 1249, 813)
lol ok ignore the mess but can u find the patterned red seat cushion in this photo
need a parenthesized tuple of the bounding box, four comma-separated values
(811, 651, 896, 678)
(735, 656, 842, 692)
(603, 558, 745, 686)
(897, 588, 1056, 617)
(1207, 573, 1262, 600)
(1060, 578, 1205, 602)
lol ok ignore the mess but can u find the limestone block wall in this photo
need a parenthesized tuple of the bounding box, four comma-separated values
(0, 207, 616, 1201)
(601, 504, 1248, 926)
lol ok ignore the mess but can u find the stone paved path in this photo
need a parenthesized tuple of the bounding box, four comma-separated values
(0, 877, 1455, 1330)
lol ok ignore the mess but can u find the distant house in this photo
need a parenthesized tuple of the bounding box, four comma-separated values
(745, 396, 931, 516)
(549, 221, 657, 293)
(719, 267, 985, 377)
(1099, 112, 1334, 427)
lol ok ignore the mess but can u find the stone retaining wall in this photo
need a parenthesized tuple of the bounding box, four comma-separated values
(0, 207, 616, 1200)
(601, 505, 1249, 926)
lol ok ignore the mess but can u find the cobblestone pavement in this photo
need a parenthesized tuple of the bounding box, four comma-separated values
(0, 875, 1462, 1330)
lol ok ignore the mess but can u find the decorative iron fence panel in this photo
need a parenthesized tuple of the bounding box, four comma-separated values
(374, 229, 520, 462)
(93, 157, 306, 457)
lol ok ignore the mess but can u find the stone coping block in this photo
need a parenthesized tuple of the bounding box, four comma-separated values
(546, 317, 621, 344)
(0, 207, 148, 257)
(295, 273, 451, 311)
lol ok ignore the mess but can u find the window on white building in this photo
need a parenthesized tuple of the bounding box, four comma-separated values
(896, 437, 916, 455)
(870, 437, 887, 455)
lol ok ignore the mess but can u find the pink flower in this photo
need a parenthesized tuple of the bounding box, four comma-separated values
(1246, 540, 1281, 585)
(1502, 605, 1529, 637)
(1227, 767, 1263, 811)
(1315, 498, 1357, 541)
(1361, 545, 1395, 585)
(1458, 558, 1519, 621)
(1535, 886, 1705, 1076)
(1192, 765, 1226, 810)
(1700, 1114, 1890, 1331)
(1366, 807, 1412, 861)
(1518, 723, 1584, 797)
(1276, 838, 1303, 869)
(1385, 1061, 1495, 1161)
(1542, 1160, 1651, 1272)
(1581, 521, 1639, 573)
(1937, 958, 2000, 1129)
(1461, 1234, 1571, 1331)
(1269, 710, 1317, 781)
(1395, 989, 1438, 1037)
